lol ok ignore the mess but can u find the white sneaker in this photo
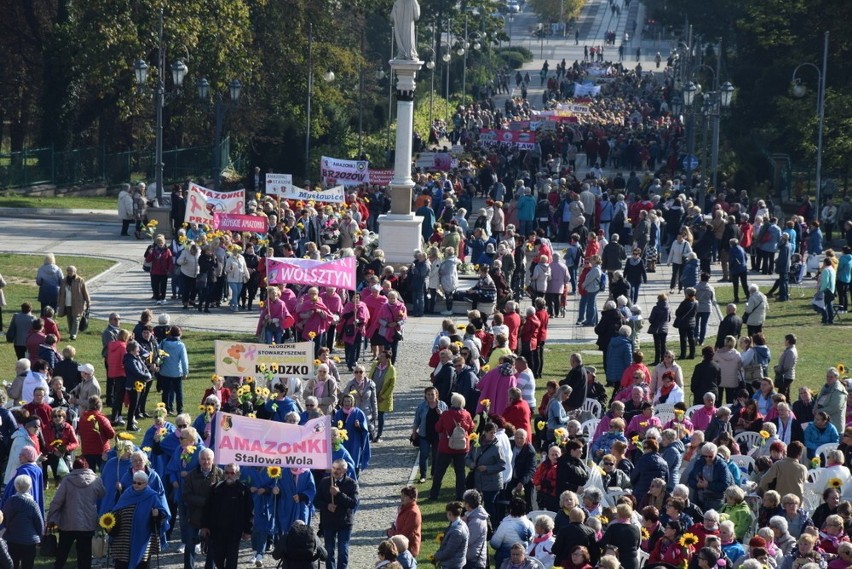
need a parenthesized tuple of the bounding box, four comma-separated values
(255, 554, 264, 567)
(195, 543, 201, 555)
(177, 544, 185, 554)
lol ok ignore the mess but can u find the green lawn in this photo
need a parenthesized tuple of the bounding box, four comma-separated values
(0, 194, 116, 210)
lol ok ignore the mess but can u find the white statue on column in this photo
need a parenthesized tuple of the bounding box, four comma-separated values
(391, 0, 420, 60)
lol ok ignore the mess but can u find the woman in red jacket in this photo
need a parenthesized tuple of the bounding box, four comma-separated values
(520, 306, 541, 377)
(43, 407, 79, 486)
(78, 396, 115, 473)
(502, 388, 532, 444)
(648, 520, 694, 566)
(144, 235, 174, 304)
(534, 297, 549, 378)
(533, 445, 561, 511)
(428, 392, 474, 502)
(107, 329, 130, 425)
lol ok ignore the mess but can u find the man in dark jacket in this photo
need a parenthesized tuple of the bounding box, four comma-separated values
(183, 448, 222, 569)
(560, 353, 587, 411)
(630, 438, 669, 497)
(315, 459, 359, 569)
(507, 429, 537, 511)
(201, 463, 253, 569)
(714, 304, 743, 349)
(452, 358, 480, 415)
(556, 440, 589, 492)
(431, 350, 456, 405)
(551, 507, 600, 567)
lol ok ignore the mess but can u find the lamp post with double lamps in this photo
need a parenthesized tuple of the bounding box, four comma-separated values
(196, 78, 241, 190)
(304, 23, 335, 180)
(791, 31, 829, 219)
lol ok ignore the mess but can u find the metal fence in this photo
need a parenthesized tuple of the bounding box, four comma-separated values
(0, 139, 236, 189)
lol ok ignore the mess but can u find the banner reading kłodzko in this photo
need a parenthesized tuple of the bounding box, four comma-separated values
(214, 340, 315, 378)
(214, 414, 332, 468)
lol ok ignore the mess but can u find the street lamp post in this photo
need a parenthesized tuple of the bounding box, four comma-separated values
(508, 14, 514, 46)
(197, 78, 242, 190)
(791, 31, 829, 219)
(133, 9, 187, 203)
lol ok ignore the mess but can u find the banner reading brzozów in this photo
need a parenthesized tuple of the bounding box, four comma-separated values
(214, 414, 332, 469)
(320, 156, 369, 186)
(214, 340, 315, 378)
(265, 256, 356, 290)
(184, 183, 246, 225)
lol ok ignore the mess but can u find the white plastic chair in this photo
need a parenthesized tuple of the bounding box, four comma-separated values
(816, 443, 840, 465)
(580, 418, 600, 438)
(792, 262, 810, 297)
(654, 403, 675, 417)
(734, 431, 764, 455)
(655, 411, 675, 426)
(685, 404, 704, 419)
(730, 454, 756, 476)
(806, 469, 822, 484)
(638, 549, 650, 569)
(527, 509, 556, 521)
(581, 399, 602, 419)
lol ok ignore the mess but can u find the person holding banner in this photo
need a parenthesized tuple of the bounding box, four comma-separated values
(294, 288, 335, 357)
(256, 287, 292, 345)
(315, 459, 359, 569)
(333, 394, 371, 475)
(342, 366, 378, 442)
(273, 467, 316, 539)
(264, 383, 301, 423)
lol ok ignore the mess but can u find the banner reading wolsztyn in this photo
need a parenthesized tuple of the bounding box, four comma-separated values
(214, 340, 315, 378)
(184, 183, 246, 225)
(266, 256, 356, 290)
(214, 414, 332, 468)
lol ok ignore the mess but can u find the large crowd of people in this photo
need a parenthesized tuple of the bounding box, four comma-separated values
(1, 21, 852, 569)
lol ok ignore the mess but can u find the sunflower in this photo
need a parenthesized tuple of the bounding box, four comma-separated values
(631, 435, 640, 444)
(267, 466, 283, 479)
(481, 365, 490, 372)
(198, 404, 206, 412)
(142, 446, 152, 453)
(435, 533, 445, 542)
(211, 375, 223, 383)
(159, 428, 168, 437)
(759, 430, 770, 439)
(456, 324, 467, 330)
(641, 527, 650, 541)
(206, 405, 215, 415)
(679, 533, 699, 547)
(639, 421, 648, 427)
(118, 432, 135, 441)
(134, 381, 145, 393)
(829, 477, 843, 489)
(597, 515, 609, 525)
(245, 376, 254, 384)
(258, 301, 265, 309)
(308, 331, 317, 339)
(537, 421, 546, 431)
(247, 413, 256, 418)
(811, 457, 821, 468)
(50, 439, 63, 447)
(314, 359, 322, 366)
(87, 414, 97, 422)
(480, 399, 491, 409)
(838, 363, 847, 376)
(337, 420, 345, 429)
(99, 512, 116, 531)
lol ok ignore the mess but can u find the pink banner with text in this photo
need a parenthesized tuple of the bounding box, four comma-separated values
(266, 256, 357, 290)
(213, 213, 269, 233)
(214, 414, 332, 468)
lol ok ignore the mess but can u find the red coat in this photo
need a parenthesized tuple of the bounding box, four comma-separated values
(520, 314, 541, 351)
(203, 387, 231, 406)
(42, 318, 61, 343)
(502, 400, 532, 443)
(535, 309, 549, 343)
(532, 459, 559, 498)
(393, 501, 422, 557)
(78, 410, 116, 455)
(107, 340, 128, 379)
(44, 421, 79, 455)
(649, 538, 692, 566)
(435, 407, 474, 455)
(504, 312, 521, 352)
(23, 402, 52, 429)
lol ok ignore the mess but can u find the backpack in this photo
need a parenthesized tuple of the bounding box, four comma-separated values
(448, 420, 468, 450)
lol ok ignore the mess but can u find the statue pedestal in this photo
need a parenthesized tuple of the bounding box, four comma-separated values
(378, 58, 424, 264)
(378, 213, 424, 264)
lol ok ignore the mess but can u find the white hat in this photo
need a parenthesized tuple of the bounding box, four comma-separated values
(158, 314, 171, 325)
(78, 363, 95, 375)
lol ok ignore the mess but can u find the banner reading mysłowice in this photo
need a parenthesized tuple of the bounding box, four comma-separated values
(214, 340, 315, 378)
(214, 414, 332, 468)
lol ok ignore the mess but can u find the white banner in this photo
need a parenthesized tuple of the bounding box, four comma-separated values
(184, 183, 245, 225)
(265, 174, 293, 197)
(573, 83, 602, 97)
(214, 340, 315, 378)
(320, 156, 369, 186)
(555, 103, 591, 115)
(278, 185, 346, 204)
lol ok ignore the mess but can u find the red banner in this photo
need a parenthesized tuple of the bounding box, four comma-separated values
(213, 213, 269, 233)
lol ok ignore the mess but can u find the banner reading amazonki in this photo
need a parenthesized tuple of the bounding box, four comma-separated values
(266, 256, 356, 290)
(184, 183, 246, 225)
(214, 340, 315, 378)
(214, 414, 332, 468)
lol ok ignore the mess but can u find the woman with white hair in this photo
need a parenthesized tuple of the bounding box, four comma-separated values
(438, 246, 460, 315)
(743, 284, 768, 337)
(109, 470, 170, 569)
(36, 253, 63, 312)
(605, 325, 634, 394)
(2, 474, 43, 569)
(526, 515, 556, 568)
(305, 364, 339, 416)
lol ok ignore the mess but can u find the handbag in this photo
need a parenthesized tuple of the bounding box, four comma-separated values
(409, 432, 420, 447)
(91, 533, 107, 558)
(56, 456, 70, 477)
(41, 533, 58, 557)
(393, 329, 404, 342)
(79, 309, 91, 332)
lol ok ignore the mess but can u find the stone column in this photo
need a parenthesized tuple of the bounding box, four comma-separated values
(378, 58, 425, 263)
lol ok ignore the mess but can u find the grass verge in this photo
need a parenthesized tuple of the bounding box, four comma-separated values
(0, 195, 116, 210)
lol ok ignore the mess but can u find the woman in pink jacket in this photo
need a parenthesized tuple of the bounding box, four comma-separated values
(255, 287, 293, 344)
(320, 287, 345, 351)
(339, 292, 370, 371)
(376, 290, 407, 364)
(362, 284, 389, 360)
(294, 287, 334, 356)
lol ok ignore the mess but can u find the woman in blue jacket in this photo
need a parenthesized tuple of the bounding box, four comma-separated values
(158, 326, 189, 415)
(803, 410, 839, 459)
